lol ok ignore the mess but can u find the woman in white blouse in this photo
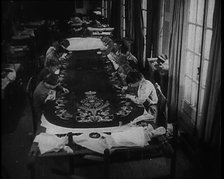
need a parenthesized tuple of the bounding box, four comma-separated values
(124, 71, 158, 120)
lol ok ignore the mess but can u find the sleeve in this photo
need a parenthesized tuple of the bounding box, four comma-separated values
(147, 84, 158, 105)
(130, 81, 151, 104)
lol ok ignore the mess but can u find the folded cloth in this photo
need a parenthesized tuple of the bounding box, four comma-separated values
(73, 132, 108, 154)
(105, 127, 149, 149)
(34, 133, 68, 154)
(130, 109, 154, 125)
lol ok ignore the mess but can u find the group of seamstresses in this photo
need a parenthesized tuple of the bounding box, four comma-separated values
(32, 39, 69, 133)
(32, 36, 169, 135)
(101, 36, 161, 122)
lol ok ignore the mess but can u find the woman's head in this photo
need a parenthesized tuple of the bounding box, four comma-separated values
(43, 73, 59, 89)
(120, 39, 131, 55)
(126, 71, 143, 85)
(46, 57, 60, 73)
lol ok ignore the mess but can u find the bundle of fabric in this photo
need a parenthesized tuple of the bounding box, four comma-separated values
(34, 133, 73, 154)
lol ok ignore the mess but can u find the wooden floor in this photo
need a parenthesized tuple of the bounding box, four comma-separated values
(1, 98, 199, 179)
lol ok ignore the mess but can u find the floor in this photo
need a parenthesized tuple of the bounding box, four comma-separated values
(1, 98, 207, 179)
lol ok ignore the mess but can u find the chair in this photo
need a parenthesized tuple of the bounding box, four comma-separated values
(26, 76, 38, 135)
(155, 83, 167, 128)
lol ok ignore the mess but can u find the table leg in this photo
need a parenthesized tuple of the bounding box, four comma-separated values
(104, 149, 110, 179)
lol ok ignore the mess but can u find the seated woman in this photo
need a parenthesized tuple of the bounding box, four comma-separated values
(33, 73, 59, 133)
(101, 36, 114, 55)
(124, 71, 158, 121)
(33, 73, 69, 133)
(45, 40, 68, 67)
(37, 56, 61, 85)
(120, 39, 138, 70)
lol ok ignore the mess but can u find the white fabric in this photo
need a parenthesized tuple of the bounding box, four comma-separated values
(66, 37, 105, 51)
(87, 27, 114, 32)
(34, 133, 68, 154)
(130, 109, 155, 124)
(38, 116, 166, 154)
(73, 132, 108, 154)
(150, 127, 166, 136)
(40, 114, 133, 134)
(106, 127, 148, 149)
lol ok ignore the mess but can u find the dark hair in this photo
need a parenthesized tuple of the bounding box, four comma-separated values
(126, 71, 143, 84)
(43, 73, 58, 86)
(120, 39, 131, 54)
(60, 39, 70, 49)
(46, 56, 60, 67)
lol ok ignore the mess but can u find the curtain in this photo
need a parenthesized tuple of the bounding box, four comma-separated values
(125, 0, 134, 41)
(198, 0, 221, 149)
(109, 0, 121, 40)
(125, 0, 144, 69)
(167, 0, 186, 123)
(107, 0, 112, 25)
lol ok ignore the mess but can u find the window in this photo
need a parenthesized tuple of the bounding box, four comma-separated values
(181, 0, 215, 132)
(142, 0, 147, 60)
(102, 0, 107, 18)
(121, 0, 126, 37)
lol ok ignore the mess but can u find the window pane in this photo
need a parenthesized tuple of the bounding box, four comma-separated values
(184, 77, 192, 102)
(198, 87, 205, 113)
(187, 24, 196, 51)
(201, 60, 208, 87)
(186, 51, 193, 76)
(207, 0, 215, 28)
(196, 0, 205, 25)
(143, 28, 147, 37)
(123, 18, 125, 29)
(192, 55, 200, 82)
(189, 0, 197, 23)
(122, 5, 125, 16)
(191, 82, 198, 107)
(143, 11, 147, 27)
(195, 26, 202, 54)
(142, 0, 147, 9)
(204, 29, 212, 59)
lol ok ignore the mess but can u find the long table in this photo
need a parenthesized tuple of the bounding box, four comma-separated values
(28, 37, 175, 179)
(43, 48, 144, 130)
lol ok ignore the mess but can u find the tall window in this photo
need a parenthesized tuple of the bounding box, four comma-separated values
(102, 0, 106, 18)
(121, 0, 126, 37)
(142, 0, 147, 60)
(181, 0, 215, 133)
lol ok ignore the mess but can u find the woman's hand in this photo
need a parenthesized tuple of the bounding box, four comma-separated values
(62, 87, 69, 94)
(125, 94, 134, 100)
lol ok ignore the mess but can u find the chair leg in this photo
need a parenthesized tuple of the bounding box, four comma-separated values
(69, 156, 75, 175)
(27, 156, 37, 179)
(104, 149, 110, 179)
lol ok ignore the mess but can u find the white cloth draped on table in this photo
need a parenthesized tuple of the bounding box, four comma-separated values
(66, 37, 106, 51)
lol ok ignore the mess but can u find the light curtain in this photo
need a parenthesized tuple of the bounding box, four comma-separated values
(167, 0, 186, 123)
(198, 0, 221, 148)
